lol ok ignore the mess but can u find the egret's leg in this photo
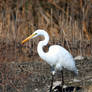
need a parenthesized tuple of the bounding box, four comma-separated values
(49, 74, 54, 92)
(61, 71, 64, 87)
(49, 66, 55, 92)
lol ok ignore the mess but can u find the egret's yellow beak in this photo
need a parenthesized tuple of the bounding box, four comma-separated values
(22, 33, 36, 44)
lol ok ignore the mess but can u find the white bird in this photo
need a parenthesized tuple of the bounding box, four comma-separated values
(22, 29, 78, 92)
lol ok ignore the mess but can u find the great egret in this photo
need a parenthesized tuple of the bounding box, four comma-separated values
(22, 29, 78, 92)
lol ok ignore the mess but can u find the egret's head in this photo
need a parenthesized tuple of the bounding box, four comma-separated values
(21, 29, 46, 44)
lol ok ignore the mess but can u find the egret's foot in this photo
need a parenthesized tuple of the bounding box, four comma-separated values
(53, 85, 63, 92)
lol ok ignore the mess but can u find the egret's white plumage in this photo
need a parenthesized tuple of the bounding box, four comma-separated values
(22, 29, 78, 91)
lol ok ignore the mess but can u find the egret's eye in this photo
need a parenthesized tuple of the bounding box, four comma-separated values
(35, 33, 37, 35)
(33, 33, 37, 36)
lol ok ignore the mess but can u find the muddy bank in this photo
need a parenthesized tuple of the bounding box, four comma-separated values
(0, 57, 92, 92)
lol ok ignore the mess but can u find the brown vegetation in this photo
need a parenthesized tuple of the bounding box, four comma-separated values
(0, 0, 92, 41)
(0, 0, 92, 62)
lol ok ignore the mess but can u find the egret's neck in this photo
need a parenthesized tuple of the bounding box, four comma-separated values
(37, 32, 49, 60)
